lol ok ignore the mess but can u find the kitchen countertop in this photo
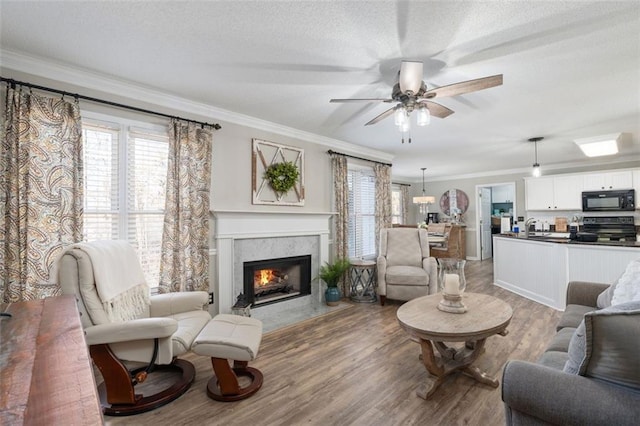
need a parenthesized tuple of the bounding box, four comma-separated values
(496, 233, 640, 248)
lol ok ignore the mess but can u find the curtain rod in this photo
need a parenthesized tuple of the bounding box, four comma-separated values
(327, 149, 392, 167)
(0, 76, 221, 130)
(393, 182, 411, 187)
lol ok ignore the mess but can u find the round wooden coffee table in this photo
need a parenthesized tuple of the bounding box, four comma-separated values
(396, 292, 512, 399)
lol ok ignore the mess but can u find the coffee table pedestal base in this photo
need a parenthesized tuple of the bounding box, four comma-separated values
(416, 338, 498, 400)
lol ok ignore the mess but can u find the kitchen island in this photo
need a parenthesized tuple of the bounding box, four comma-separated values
(493, 234, 640, 310)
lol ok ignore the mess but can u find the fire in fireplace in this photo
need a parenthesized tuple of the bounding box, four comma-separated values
(243, 255, 311, 306)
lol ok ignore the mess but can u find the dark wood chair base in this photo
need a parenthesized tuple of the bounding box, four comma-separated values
(97, 358, 195, 416)
(206, 357, 263, 402)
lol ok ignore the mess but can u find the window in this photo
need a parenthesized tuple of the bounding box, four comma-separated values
(391, 184, 403, 224)
(82, 114, 169, 288)
(347, 165, 376, 259)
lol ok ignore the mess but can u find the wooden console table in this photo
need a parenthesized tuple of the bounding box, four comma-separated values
(0, 295, 103, 425)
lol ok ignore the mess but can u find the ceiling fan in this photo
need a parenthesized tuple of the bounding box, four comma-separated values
(330, 60, 503, 130)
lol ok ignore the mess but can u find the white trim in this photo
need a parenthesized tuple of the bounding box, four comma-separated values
(1, 49, 394, 163)
(423, 157, 640, 183)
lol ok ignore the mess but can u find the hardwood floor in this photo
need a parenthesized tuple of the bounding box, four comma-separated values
(105, 260, 561, 426)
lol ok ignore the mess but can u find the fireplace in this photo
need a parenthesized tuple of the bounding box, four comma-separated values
(243, 255, 312, 306)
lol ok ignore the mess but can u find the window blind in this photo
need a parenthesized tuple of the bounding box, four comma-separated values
(348, 167, 376, 259)
(82, 118, 169, 288)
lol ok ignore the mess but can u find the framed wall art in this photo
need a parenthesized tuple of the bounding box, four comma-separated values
(252, 138, 305, 206)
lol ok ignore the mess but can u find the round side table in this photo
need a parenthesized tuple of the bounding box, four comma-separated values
(349, 259, 377, 303)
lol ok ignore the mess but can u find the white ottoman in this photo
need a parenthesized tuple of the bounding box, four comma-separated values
(192, 314, 263, 401)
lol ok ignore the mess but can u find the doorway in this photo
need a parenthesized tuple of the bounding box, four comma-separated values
(475, 182, 516, 260)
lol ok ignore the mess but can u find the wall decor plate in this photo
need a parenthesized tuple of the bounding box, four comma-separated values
(439, 189, 469, 215)
(252, 139, 305, 206)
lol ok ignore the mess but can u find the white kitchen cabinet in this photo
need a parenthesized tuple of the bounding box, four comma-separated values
(553, 174, 584, 210)
(525, 175, 582, 210)
(526, 168, 636, 211)
(525, 177, 554, 210)
(583, 170, 633, 190)
(633, 170, 640, 205)
(492, 185, 514, 203)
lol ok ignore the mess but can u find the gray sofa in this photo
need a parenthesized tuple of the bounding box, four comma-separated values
(502, 280, 640, 426)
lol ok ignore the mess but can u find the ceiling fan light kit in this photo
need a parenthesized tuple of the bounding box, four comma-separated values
(528, 137, 544, 177)
(329, 60, 503, 143)
(416, 106, 431, 126)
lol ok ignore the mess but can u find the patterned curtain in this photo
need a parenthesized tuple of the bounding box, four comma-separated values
(401, 184, 410, 224)
(373, 163, 392, 252)
(331, 154, 349, 295)
(158, 119, 212, 293)
(1, 87, 83, 302)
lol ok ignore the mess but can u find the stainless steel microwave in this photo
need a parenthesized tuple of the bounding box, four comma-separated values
(582, 189, 635, 212)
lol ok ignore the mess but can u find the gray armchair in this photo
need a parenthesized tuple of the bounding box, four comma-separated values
(376, 228, 438, 305)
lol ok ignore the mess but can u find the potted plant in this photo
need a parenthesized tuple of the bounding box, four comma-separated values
(316, 258, 351, 306)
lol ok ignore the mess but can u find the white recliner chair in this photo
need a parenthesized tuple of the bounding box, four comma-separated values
(58, 240, 211, 416)
(377, 228, 438, 305)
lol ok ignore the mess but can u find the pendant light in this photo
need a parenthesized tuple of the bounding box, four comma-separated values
(412, 168, 436, 216)
(529, 137, 543, 177)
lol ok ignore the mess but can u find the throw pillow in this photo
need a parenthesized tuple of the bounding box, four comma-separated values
(611, 258, 640, 306)
(563, 300, 640, 390)
(596, 277, 618, 309)
(564, 319, 587, 374)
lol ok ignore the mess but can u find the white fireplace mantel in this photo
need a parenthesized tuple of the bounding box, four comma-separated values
(213, 210, 336, 239)
(212, 210, 335, 314)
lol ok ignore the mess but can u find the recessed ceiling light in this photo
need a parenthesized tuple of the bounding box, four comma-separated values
(574, 133, 620, 157)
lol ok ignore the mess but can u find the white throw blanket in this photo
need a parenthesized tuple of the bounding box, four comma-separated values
(70, 240, 150, 322)
(611, 258, 640, 306)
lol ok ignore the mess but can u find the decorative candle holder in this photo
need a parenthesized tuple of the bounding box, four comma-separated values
(437, 259, 467, 314)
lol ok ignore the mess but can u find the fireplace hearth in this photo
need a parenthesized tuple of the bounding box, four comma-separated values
(243, 255, 311, 306)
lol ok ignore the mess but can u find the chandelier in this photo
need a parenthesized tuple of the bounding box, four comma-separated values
(412, 167, 435, 215)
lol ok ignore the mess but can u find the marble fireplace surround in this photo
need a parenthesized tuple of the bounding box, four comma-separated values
(213, 210, 333, 319)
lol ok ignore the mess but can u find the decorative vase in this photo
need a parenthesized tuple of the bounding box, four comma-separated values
(437, 259, 467, 313)
(325, 286, 341, 306)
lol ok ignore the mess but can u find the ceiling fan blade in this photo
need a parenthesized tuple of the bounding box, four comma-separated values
(424, 74, 503, 98)
(418, 101, 454, 119)
(330, 98, 393, 103)
(365, 107, 396, 126)
(398, 61, 423, 94)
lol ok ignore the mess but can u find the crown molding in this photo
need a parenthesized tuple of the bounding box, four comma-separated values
(0, 49, 395, 163)
(414, 155, 640, 183)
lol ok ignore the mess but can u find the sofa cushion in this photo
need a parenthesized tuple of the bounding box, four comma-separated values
(538, 351, 569, 370)
(545, 327, 576, 353)
(556, 304, 594, 331)
(563, 301, 640, 390)
(385, 265, 428, 286)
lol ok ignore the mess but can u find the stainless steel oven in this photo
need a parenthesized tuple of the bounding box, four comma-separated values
(582, 189, 635, 212)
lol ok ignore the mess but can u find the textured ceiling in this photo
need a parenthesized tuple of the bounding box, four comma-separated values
(1, 1, 639, 181)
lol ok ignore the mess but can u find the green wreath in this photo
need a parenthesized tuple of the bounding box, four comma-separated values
(265, 161, 300, 194)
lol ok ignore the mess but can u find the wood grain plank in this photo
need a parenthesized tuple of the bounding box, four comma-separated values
(1, 296, 103, 425)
